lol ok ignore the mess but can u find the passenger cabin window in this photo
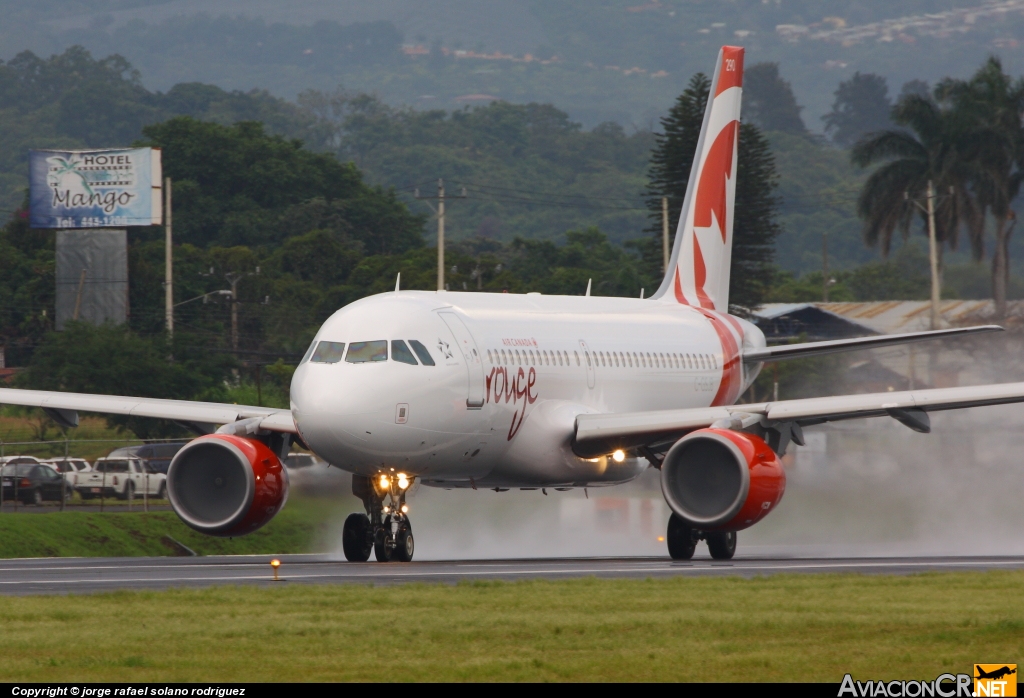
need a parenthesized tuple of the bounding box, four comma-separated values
(310, 341, 346, 364)
(346, 341, 388, 363)
(408, 340, 435, 366)
(391, 340, 418, 365)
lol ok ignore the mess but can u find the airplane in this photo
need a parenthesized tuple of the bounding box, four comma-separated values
(1, 45, 1021, 563)
(975, 667, 1016, 680)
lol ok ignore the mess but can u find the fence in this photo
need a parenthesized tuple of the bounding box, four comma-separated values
(0, 437, 183, 515)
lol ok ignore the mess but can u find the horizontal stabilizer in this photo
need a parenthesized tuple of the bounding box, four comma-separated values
(742, 325, 1002, 364)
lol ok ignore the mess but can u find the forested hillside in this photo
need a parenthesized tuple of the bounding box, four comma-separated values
(3, 1, 1023, 130)
(1, 46, 1014, 286)
(0, 47, 316, 214)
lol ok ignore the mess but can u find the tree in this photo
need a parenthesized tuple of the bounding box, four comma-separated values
(744, 62, 806, 135)
(138, 117, 425, 252)
(937, 57, 1024, 317)
(645, 74, 781, 309)
(824, 73, 894, 147)
(851, 93, 982, 290)
(16, 322, 234, 438)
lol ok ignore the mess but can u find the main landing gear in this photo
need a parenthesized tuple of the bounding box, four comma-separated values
(343, 472, 415, 562)
(666, 513, 737, 561)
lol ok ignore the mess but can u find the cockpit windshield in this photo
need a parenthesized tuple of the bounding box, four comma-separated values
(299, 340, 317, 364)
(391, 340, 418, 365)
(346, 341, 388, 363)
(310, 341, 345, 364)
(408, 340, 435, 366)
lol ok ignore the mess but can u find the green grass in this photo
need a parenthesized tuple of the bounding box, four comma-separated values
(0, 496, 343, 558)
(0, 572, 1021, 681)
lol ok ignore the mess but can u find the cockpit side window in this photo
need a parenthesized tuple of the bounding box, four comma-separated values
(300, 340, 318, 365)
(310, 341, 346, 364)
(391, 340, 419, 365)
(408, 340, 435, 366)
(345, 341, 388, 363)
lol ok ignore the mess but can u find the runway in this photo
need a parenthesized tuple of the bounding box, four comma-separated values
(1, 554, 1023, 594)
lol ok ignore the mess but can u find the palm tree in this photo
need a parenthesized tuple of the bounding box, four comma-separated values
(938, 57, 1024, 318)
(851, 93, 982, 320)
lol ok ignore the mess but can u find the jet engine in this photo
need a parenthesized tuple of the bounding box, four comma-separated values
(660, 428, 785, 532)
(167, 434, 289, 537)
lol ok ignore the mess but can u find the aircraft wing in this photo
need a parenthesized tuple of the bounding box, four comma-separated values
(742, 325, 1002, 363)
(573, 381, 1024, 457)
(0, 388, 296, 434)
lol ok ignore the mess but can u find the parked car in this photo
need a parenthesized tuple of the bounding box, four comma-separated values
(284, 452, 350, 495)
(284, 453, 319, 469)
(1, 463, 70, 505)
(0, 455, 41, 468)
(106, 442, 188, 474)
(77, 457, 167, 500)
(42, 458, 91, 488)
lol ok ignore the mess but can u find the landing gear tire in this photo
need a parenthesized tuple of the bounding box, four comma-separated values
(393, 524, 414, 562)
(342, 513, 373, 562)
(373, 526, 393, 562)
(667, 513, 696, 560)
(707, 531, 737, 560)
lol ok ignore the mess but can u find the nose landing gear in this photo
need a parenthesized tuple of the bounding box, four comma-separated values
(666, 513, 737, 560)
(344, 473, 415, 562)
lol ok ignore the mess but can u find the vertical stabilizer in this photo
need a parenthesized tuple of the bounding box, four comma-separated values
(652, 46, 744, 311)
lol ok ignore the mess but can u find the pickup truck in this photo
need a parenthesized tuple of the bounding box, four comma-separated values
(77, 457, 167, 500)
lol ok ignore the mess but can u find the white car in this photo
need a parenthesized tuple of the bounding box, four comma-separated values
(77, 457, 166, 500)
(284, 452, 349, 495)
(0, 455, 41, 467)
(42, 458, 91, 488)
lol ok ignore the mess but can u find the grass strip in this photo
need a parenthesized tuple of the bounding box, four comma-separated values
(0, 497, 342, 558)
(0, 572, 1021, 681)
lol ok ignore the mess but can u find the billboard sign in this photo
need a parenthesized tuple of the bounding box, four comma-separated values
(29, 147, 162, 228)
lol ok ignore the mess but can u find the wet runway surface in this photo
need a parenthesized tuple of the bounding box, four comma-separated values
(2, 554, 1023, 594)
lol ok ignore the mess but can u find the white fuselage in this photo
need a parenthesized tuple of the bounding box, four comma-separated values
(290, 291, 766, 488)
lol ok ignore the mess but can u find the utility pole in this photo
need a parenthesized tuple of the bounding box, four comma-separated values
(224, 267, 259, 353)
(822, 232, 829, 302)
(164, 177, 173, 337)
(906, 181, 943, 330)
(438, 181, 445, 291)
(415, 179, 466, 291)
(662, 197, 670, 273)
(925, 180, 940, 331)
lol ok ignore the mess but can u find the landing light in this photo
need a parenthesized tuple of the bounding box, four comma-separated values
(612, 450, 626, 463)
(397, 473, 410, 489)
(379, 474, 390, 489)
(383, 506, 391, 514)
(401, 504, 409, 514)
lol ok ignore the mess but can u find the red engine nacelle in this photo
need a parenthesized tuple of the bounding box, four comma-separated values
(660, 428, 785, 532)
(166, 434, 289, 537)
